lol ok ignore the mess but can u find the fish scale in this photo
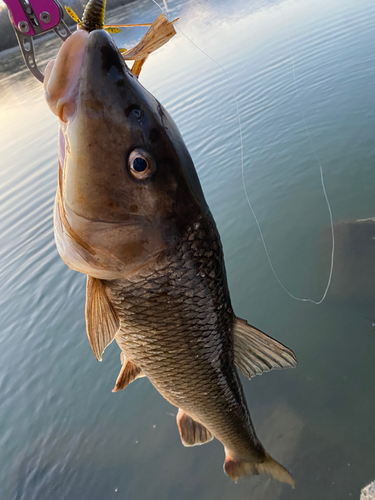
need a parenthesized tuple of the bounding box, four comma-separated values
(106, 214, 263, 457)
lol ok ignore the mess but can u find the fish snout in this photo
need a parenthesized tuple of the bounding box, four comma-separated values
(79, 29, 135, 102)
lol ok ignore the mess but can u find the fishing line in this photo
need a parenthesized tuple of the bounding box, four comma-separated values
(275, 5, 335, 304)
(150, 0, 335, 305)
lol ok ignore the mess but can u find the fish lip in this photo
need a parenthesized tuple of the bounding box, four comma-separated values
(44, 30, 89, 123)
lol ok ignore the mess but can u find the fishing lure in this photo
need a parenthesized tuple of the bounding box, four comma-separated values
(65, 0, 128, 55)
(65, 1, 121, 34)
(70, 0, 178, 77)
(65, 0, 179, 64)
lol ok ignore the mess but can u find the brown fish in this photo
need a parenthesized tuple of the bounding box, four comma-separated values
(44, 27, 297, 485)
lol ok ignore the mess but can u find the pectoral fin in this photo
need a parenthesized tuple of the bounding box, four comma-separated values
(177, 409, 213, 447)
(112, 359, 144, 392)
(85, 276, 120, 361)
(233, 317, 297, 379)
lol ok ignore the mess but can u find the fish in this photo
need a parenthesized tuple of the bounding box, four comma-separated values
(43, 22, 297, 485)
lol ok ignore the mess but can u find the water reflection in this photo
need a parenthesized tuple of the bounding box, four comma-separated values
(327, 219, 375, 303)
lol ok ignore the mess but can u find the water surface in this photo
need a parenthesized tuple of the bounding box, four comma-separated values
(1, 0, 375, 498)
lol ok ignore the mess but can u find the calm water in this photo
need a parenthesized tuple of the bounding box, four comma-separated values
(1, 0, 375, 498)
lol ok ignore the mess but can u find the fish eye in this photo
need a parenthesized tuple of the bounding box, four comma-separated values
(128, 149, 155, 180)
(133, 157, 147, 172)
(132, 109, 142, 120)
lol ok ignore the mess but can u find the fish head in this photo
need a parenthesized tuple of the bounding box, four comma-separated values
(44, 29, 207, 279)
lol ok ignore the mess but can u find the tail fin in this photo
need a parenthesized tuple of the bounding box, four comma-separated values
(224, 451, 295, 487)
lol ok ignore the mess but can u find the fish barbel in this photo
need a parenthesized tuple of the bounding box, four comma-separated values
(44, 26, 297, 484)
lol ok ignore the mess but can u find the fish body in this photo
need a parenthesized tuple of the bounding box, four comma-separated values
(44, 27, 296, 484)
(106, 215, 268, 464)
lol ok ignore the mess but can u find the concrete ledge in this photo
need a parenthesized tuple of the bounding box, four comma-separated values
(361, 481, 375, 499)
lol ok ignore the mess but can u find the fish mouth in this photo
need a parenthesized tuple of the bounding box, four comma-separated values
(44, 29, 132, 123)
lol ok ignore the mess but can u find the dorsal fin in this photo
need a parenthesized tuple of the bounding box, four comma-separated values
(85, 276, 119, 361)
(112, 359, 143, 392)
(233, 317, 297, 379)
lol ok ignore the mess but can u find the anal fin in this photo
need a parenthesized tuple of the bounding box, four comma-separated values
(233, 317, 297, 379)
(112, 359, 144, 392)
(177, 409, 213, 447)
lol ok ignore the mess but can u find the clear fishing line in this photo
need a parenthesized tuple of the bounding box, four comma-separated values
(150, 0, 335, 305)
